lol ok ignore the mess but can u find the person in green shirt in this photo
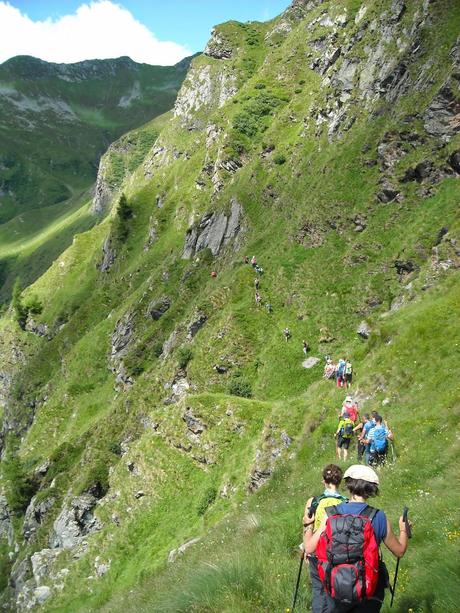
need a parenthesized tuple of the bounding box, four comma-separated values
(335, 411, 354, 461)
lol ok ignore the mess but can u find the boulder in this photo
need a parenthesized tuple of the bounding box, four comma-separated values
(357, 321, 371, 339)
(302, 357, 320, 369)
(50, 494, 101, 550)
(449, 150, 460, 173)
(424, 85, 460, 142)
(394, 259, 416, 275)
(377, 182, 400, 203)
(34, 585, 51, 605)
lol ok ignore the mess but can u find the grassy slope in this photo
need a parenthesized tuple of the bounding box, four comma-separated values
(0, 1, 459, 611)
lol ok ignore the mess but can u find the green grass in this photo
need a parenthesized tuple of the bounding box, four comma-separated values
(0, 1, 459, 611)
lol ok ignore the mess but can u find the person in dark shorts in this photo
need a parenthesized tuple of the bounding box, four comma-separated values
(345, 359, 353, 388)
(335, 412, 354, 461)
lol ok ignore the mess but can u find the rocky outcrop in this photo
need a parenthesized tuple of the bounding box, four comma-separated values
(23, 495, 55, 541)
(24, 319, 51, 339)
(98, 237, 116, 272)
(146, 297, 171, 320)
(110, 312, 134, 387)
(204, 29, 233, 59)
(91, 154, 116, 215)
(182, 198, 242, 259)
(182, 409, 206, 435)
(248, 425, 293, 492)
(50, 494, 101, 549)
(0, 494, 13, 545)
(187, 311, 207, 340)
(424, 85, 460, 142)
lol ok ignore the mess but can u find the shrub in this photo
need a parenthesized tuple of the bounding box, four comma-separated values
(274, 154, 287, 165)
(177, 345, 193, 369)
(11, 278, 27, 330)
(24, 295, 43, 315)
(227, 377, 252, 398)
(152, 341, 163, 358)
(197, 486, 217, 515)
(2, 452, 36, 514)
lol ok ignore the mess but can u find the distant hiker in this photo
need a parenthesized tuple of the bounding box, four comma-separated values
(303, 465, 348, 613)
(367, 415, 392, 467)
(244, 255, 249, 264)
(283, 327, 291, 342)
(345, 358, 353, 388)
(255, 291, 262, 307)
(336, 358, 346, 388)
(255, 264, 264, 275)
(254, 277, 260, 290)
(335, 412, 354, 461)
(211, 271, 217, 278)
(355, 413, 371, 463)
(302, 340, 310, 354)
(324, 359, 336, 380)
(265, 302, 273, 314)
(341, 396, 359, 423)
(251, 255, 257, 268)
(303, 465, 411, 613)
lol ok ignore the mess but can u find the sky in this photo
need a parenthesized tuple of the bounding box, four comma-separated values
(0, 0, 290, 65)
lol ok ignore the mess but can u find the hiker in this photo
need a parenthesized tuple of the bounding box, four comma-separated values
(210, 271, 217, 278)
(345, 359, 353, 388)
(341, 396, 359, 423)
(336, 358, 346, 388)
(302, 465, 348, 613)
(354, 413, 371, 463)
(244, 255, 249, 264)
(283, 327, 291, 342)
(254, 277, 260, 291)
(303, 465, 411, 613)
(255, 264, 264, 275)
(302, 340, 310, 354)
(251, 255, 257, 268)
(324, 358, 336, 380)
(265, 302, 273, 314)
(366, 414, 393, 467)
(335, 412, 354, 461)
(255, 291, 262, 307)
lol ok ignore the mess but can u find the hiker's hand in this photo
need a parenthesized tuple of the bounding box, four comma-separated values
(399, 516, 412, 535)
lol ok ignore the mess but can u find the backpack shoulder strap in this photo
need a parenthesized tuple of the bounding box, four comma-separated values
(361, 505, 378, 522)
(325, 505, 340, 518)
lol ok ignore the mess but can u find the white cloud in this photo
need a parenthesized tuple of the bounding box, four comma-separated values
(0, 1, 192, 65)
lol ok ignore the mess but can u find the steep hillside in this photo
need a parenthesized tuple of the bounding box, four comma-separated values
(0, 54, 193, 299)
(0, 1, 459, 611)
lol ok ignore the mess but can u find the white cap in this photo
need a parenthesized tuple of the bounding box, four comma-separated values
(344, 465, 379, 485)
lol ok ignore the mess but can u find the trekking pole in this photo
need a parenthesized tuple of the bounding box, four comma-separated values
(291, 552, 304, 612)
(390, 507, 412, 607)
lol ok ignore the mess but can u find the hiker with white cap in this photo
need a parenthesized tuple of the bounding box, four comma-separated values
(303, 465, 411, 612)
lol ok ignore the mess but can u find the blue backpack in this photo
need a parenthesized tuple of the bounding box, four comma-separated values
(373, 426, 388, 453)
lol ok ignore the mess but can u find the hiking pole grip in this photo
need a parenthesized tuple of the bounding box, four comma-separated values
(403, 506, 412, 539)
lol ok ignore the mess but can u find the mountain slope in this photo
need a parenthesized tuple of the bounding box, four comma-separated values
(0, 54, 194, 299)
(0, 1, 459, 611)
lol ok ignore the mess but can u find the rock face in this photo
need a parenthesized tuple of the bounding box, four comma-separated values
(0, 494, 14, 545)
(98, 237, 116, 272)
(91, 154, 115, 215)
(50, 494, 101, 549)
(23, 495, 55, 541)
(204, 29, 233, 59)
(187, 311, 207, 340)
(146, 297, 171, 320)
(110, 312, 135, 387)
(182, 409, 206, 435)
(182, 198, 242, 259)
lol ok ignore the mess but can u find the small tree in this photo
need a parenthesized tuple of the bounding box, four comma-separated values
(113, 193, 133, 242)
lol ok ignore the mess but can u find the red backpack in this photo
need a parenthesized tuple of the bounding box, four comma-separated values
(316, 505, 380, 604)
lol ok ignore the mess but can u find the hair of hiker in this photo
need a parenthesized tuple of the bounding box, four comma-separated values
(344, 477, 379, 498)
(375, 415, 383, 423)
(322, 464, 343, 486)
(363, 413, 370, 419)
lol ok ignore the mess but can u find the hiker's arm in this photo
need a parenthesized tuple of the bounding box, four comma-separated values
(303, 516, 327, 554)
(383, 517, 410, 558)
(303, 497, 314, 522)
(353, 422, 363, 432)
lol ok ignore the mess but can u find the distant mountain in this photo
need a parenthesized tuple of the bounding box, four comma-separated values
(0, 55, 194, 224)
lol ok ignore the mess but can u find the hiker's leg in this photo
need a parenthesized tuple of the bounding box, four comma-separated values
(309, 555, 329, 613)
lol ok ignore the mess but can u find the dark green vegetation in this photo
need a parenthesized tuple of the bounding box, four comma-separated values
(0, 55, 193, 299)
(0, 1, 459, 611)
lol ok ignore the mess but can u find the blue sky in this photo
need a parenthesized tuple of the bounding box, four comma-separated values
(5, 1, 290, 54)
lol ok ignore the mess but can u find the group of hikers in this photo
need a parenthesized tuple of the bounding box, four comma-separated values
(245, 255, 273, 313)
(296, 463, 411, 612)
(323, 357, 353, 388)
(335, 396, 394, 466)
